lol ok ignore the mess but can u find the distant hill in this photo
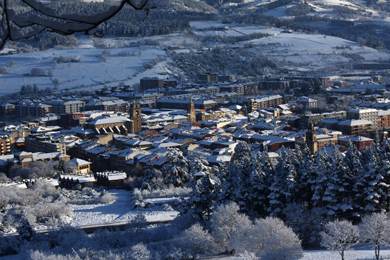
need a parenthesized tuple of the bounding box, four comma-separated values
(149, 0, 218, 13)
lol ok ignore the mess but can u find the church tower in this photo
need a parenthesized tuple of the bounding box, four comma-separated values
(188, 98, 196, 123)
(306, 123, 318, 154)
(130, 102, 142, 134)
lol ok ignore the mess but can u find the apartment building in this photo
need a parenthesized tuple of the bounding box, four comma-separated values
(25, 136, 67, 154)
(46, 100, 86, 114)
(347, 108, 378, 130)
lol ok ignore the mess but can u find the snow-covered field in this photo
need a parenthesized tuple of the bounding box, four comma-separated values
(206, 249, 390, 260)
(69, 189, 178, 227)
(247, 31, 390, 71)
(0, 20, 388, 95)
(0, 37, 166, 95)
(301, 249, 390, 260)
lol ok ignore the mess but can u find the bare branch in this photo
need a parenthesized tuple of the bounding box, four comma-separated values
(0, 0, 153, 49)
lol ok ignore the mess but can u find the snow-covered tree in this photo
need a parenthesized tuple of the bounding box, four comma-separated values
(343, 140, 361, 178)
(211, 202, 252, 253)
(359, 213, 390, 260)
(228, 216, 303, 260)
(162, 149, 190, 187)
(220, 141, 254, 212)
(179, 223, 217, 256)
(293, 145, 316, 208)
(129, 243, 151, 260)
(322, 145, 354, 218)
(141, 163, 164, 190)
(126, 213, 147, 235)
(17, 215, 35, 241)
(320, 220, 359, 260)
(311, 149, 331, 209)
(249, 151, 270, 216)
(0, 0, 154, 50)
(283, 203, 326, 247)
(186, 174, 218, 220)
(267, 147, 296, 217)
(354, 145, 388, 215)
(188, 154, 211, 178)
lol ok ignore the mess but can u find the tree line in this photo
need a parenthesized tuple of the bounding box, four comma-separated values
(137, 137, 390, 247)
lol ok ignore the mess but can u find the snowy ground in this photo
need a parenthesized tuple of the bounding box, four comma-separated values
(0, 38, 166, 95)
(204, 248, 390, 260)
(4, 189, 390, 260)
(0, 19, 389, 95)
(69, 189, 179, 227)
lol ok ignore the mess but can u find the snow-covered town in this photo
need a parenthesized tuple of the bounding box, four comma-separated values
(4, 0, 390, 259)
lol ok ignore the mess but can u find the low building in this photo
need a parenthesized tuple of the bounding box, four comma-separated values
(25, 136, 67, 154)
(338, 135, 373, 151)
(59, 174, 96, 188)
(95, 171, 127, 188)
(296, 97, 318, 108)
(66, 158, 91, 174)
(338, 119, 373, 136)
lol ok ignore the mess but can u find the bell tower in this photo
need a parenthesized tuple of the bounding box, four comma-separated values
(306, 123, 318, 154)
(188, 98, 196, 123)
(130, 102, 142, 134)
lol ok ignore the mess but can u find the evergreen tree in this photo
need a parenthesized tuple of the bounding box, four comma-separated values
(354, 145, 388, 215)
(219, 141, 253, 213)
(379, 137, 390, 162)
(188, 154, 212, 180)
(188, 175, 218, 220)
(267, 147, 297, 217)
(250, 151, 270, 217)
(322, 146, 353, 219)
(311, 150, 331, 209)
(343, 140, 362, 178)
(141, 164, 164, 190)
(161, 149, 190, 187)
(294, 145, 316, 208)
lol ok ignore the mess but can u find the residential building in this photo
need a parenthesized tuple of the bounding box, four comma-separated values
(25, 136, 67, 154)
(296, 97, 318, 108)
(140, 77, 164, 92)
(347, 108, 378, 130)
(338, 119, 373, 136)
(378, 110, 390, 129)
(46, 100, 85, 114)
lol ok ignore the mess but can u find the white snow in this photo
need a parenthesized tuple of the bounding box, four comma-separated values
(0, 40, 165, 95)
(69, 189, 178, 227)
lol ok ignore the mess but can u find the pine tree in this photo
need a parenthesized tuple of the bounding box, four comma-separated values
(311, 150, 331, 210)
(344, 140, 362, 178)
(162, 149, 190, 187)
(267, 147, 297, 217)
(294, 145, 316, 208)
(249, 151, 271, 217)
(188, 175, 218, 220)
(141, 164, 164, 190)
(354, 145, 388, 215)
(322, 145, 353, 218)
(220, 141, 253, 213)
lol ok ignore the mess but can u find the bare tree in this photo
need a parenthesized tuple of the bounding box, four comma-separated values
(0, 0, 155, 50)
(359, 213, 390, 260)
(320, 220, 359, 260)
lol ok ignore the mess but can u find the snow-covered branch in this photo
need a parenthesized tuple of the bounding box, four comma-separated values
(0, 0, 155, 50)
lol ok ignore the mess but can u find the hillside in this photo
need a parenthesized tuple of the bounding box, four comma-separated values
(0, 0, 390, 95)
(0, 21, 389, 95)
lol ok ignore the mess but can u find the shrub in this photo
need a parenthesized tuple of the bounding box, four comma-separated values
(29, 68, 46, 76)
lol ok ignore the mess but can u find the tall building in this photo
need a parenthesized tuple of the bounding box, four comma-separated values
(188, 98, 196, 123)
(46, 100, 85, 114)
(130, 102, 142, 134)
(306, 124, 318, 154)
(347, 108, 378, 130)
